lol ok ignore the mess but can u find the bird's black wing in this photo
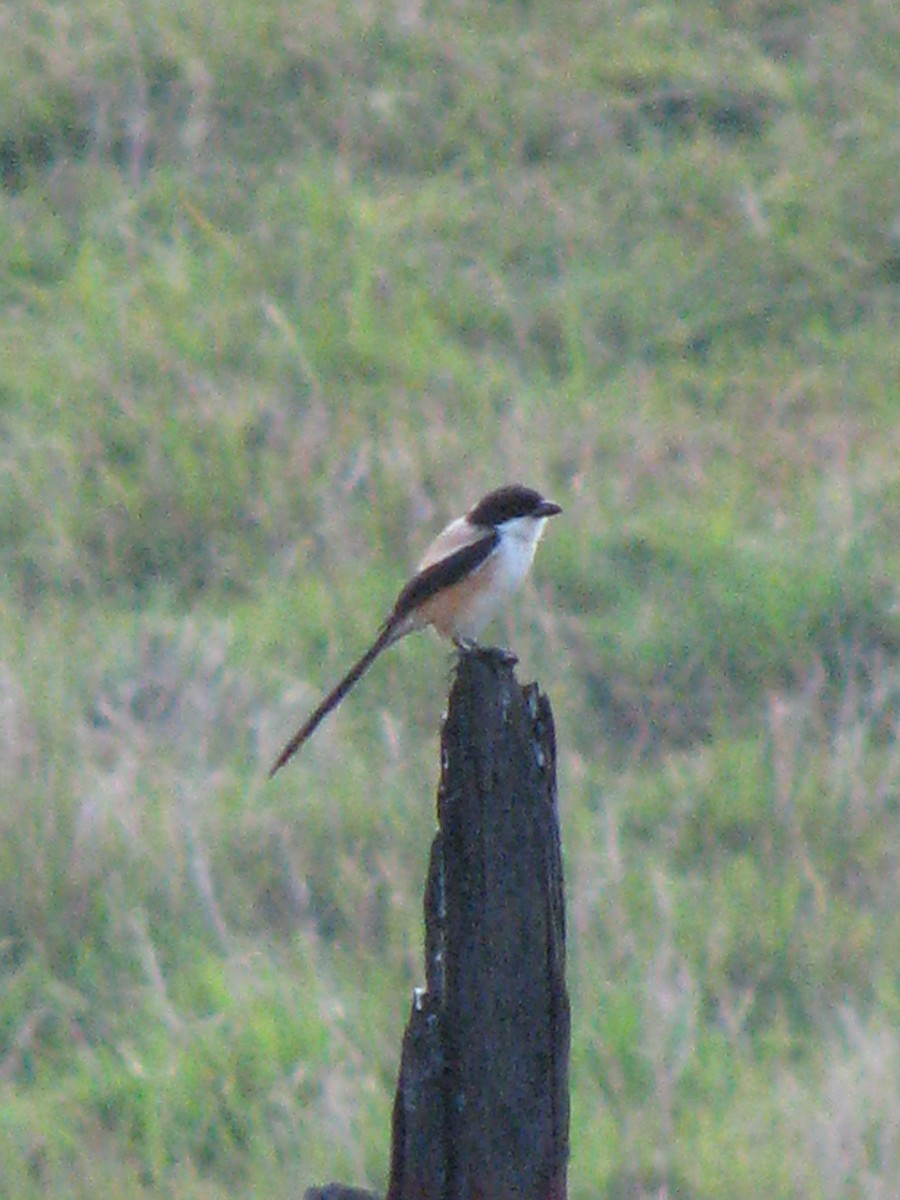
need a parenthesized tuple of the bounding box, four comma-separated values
(390, 528, 499, 623)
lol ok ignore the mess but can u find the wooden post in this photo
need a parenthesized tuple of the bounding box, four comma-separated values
(306, 649, 569, 1200)
(387, 649, 569, 1200)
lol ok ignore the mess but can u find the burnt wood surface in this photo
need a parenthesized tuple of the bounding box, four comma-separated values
(306, 648, 569, 1200)
(387, 648, 569, 1200)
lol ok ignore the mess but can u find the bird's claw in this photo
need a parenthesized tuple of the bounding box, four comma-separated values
(453, 638, 519, 667)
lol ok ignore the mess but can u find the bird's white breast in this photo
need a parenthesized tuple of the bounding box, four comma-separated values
(452, 515, 548, 639)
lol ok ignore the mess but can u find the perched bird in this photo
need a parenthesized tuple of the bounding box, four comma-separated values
(269, 483, 562, 776)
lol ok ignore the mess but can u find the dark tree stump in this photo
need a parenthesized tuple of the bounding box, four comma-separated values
(386, 649, 569, 1200)
(305, 649, 569, 1200)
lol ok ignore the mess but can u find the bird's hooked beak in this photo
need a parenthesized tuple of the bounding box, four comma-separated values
(535, 499, 562, 518)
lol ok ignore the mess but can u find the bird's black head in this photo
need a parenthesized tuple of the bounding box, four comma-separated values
(467, 484, 562, 528)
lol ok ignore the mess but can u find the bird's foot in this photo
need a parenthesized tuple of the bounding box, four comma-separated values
(453, 637, 518, 666)
(453, 635, 478, 654)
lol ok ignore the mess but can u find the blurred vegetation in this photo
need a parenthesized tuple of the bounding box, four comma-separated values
(2, 0, 900, 1196)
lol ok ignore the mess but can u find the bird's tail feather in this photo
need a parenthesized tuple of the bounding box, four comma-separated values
(268, 621, 400, 777)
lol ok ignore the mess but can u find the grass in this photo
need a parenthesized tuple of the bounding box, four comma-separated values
(2, 0, 900, 1196)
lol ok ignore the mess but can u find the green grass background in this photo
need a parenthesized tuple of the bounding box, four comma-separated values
(2, 0, 900, 1196)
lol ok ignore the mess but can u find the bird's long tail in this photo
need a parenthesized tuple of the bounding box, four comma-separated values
(268, 621, 400, 777)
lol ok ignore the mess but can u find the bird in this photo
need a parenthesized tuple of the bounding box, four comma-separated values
(268, 483, 562, 776)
